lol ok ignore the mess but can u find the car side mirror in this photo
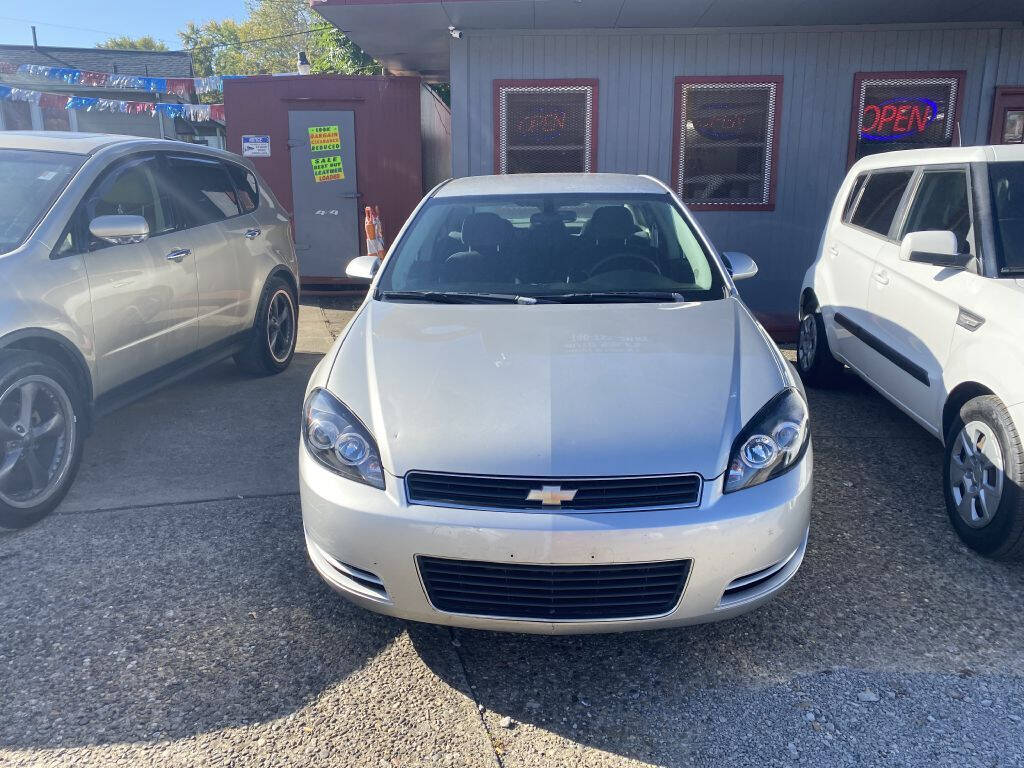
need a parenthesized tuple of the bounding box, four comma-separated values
(722, 251, 758, 281)
(89, 215, 149, 245)
(346, 254, 381, 280)
(899, 230, 972, 269)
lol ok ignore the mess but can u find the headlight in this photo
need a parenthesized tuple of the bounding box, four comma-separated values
(302, 388, 385, 489)
(724, 388, 809, 493)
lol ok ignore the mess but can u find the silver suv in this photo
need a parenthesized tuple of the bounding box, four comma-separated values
(0, 132, 299, 528)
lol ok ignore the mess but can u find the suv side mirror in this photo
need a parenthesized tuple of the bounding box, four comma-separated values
(722, 251, 758, 281)
(346, 254, 381, 280)
(899, 230, 972, 269)
(89, 215, 149, 245)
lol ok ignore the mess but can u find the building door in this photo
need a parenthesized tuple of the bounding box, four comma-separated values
(288, 110, 360, 279)
(990, 87, 1024, 144)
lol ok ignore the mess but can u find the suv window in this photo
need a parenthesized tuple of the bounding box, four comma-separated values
(226, 163, 259, 213)
(842, 174, 868, 222)
(901, 170, 972, 254)
(85, 155, 176, 251)
(989, 161, 1024, 273)
(848, 170, 913, 237)
(166, 155, 241, 226)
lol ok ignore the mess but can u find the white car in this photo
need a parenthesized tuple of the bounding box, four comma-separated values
(798, 145, 1024, 559)
(300, 173, 812, 634)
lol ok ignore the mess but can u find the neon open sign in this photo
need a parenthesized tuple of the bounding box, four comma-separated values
(514, 107, 568, 141)
(861, 97, 940, 142)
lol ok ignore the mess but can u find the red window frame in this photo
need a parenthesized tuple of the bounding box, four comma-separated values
(493, 78, 599, 174)
(671, 75, 783, 212)
(847, 70, 966, 168)
(990, 86, 1024, 144)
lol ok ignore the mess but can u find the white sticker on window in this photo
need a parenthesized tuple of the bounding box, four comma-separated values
(38, 171, 58, 181)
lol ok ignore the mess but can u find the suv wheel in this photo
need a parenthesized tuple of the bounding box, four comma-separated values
(235, 276, 297, 375)
(0, 351, 84, 529)
(944, 395, 1024, 560)
(796, 311, 844, 387)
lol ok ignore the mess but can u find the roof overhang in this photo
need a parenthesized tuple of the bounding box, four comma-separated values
(311, 0, 1024, 81)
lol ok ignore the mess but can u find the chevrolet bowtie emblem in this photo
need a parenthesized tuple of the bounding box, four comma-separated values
(526, 485, 578, 506)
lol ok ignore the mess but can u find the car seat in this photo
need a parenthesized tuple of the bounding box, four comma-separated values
(443, 212, 515, 283)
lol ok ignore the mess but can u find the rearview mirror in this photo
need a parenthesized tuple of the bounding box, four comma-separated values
(89, 215, 149, 245)
(899, 230, 972, 269)
(346, 254, 381, 281)
(722, 251, 758, 281)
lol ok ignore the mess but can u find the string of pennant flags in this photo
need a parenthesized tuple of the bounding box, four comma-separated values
(0, 84, 225, 122)
(0, 61, 244, 96)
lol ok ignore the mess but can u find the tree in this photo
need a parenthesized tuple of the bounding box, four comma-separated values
(178, 0, 378, 79)
(98, 35, 169, 51)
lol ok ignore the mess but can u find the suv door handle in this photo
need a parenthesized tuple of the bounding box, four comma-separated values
(828, 245, 839, 256)
(165, 248, 191, 262)
(244, 228, 262, 240)
(873, 269, 890, 286)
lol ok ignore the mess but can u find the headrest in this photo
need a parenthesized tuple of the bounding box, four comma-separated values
(585, 206, 638, 240)
(461, 212, 511, 250)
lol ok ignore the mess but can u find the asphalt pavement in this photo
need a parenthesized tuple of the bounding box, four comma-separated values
(2, 298, 1023, 768)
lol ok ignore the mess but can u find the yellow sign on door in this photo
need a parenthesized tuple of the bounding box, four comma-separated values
(311, 154, 345, 182)
(308, 124, 341, 152)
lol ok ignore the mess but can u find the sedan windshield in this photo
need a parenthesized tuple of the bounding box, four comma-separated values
(0, 149, 83, 254)
(989, 161, 1024, 273)
(376, 193, 726, 303)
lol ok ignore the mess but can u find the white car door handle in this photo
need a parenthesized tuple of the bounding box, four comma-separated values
(244, 228, 262, 240)
(828, 245, 839, 256)
(165, 248, 191, 263)
(873, 270, 889, 285)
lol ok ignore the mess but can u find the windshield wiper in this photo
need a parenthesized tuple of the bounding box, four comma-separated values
(537, 291, 688, 303)
(377, 290, 538, 304)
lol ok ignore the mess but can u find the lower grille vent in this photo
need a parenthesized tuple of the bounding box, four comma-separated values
(418, 556, 690, 620)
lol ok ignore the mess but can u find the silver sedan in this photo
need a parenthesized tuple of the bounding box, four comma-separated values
(300, 173, 811, 634)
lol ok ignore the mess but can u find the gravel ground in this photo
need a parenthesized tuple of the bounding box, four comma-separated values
(2, 316, 1023, 767)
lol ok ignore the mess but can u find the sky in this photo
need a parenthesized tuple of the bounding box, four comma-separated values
(0, 0, 246, 50)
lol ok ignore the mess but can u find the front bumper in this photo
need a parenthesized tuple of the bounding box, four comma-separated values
(299, 447, 812, 634)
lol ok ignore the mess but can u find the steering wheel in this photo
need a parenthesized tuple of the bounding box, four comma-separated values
(587, 253, 662, 278)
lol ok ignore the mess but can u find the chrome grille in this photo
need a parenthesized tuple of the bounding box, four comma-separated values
(418, 556, 690, 621)
(405, 472, 702, 511)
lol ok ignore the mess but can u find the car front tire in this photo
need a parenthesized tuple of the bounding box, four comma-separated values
(0, 351, 84, 529)
(235, 276, 298, 376)
(944, 395, 1024, 560)
(796, 311, 844, 387)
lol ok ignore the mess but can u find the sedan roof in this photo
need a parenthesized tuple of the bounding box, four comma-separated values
(433, 173, 670, 198)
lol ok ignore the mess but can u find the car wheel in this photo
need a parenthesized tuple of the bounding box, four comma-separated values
(0, 351, 84, 529)
(796, 311, 844, 387)
(944, 395, 1024, 560)
(235, 276, 298, 375)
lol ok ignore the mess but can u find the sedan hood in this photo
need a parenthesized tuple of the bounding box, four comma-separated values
(326, 297, 790, 479)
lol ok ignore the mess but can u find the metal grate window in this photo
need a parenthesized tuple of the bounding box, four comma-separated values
(848, 71, 965, 166)
(672, 76, 782, 211)
(494, 79, 597, 174)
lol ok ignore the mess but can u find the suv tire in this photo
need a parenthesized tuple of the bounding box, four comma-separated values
(796, 311, 844, 387)
(0, 351, 84, 529)
(944, 395, 1024, 560)
(235, 276, 298, 376)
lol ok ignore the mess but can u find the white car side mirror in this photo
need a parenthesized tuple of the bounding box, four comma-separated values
(346, 254, 381, 280)
(722, 251, 758, 281)
(89, 215, 149, 245)
(899, 230, 971, 269)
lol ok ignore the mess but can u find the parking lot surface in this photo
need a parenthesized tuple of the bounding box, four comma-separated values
(2, 298, 1023, 768)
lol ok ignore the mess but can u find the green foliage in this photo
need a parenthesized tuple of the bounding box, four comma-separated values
(98, 35, 169, 51)
(178, 0, 379, 79)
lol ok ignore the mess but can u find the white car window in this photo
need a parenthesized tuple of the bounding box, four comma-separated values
(848, 171, 913, 237)
(901, 170, 973, 254)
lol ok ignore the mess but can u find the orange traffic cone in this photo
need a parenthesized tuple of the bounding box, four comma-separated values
(365, 205, 385, 259)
